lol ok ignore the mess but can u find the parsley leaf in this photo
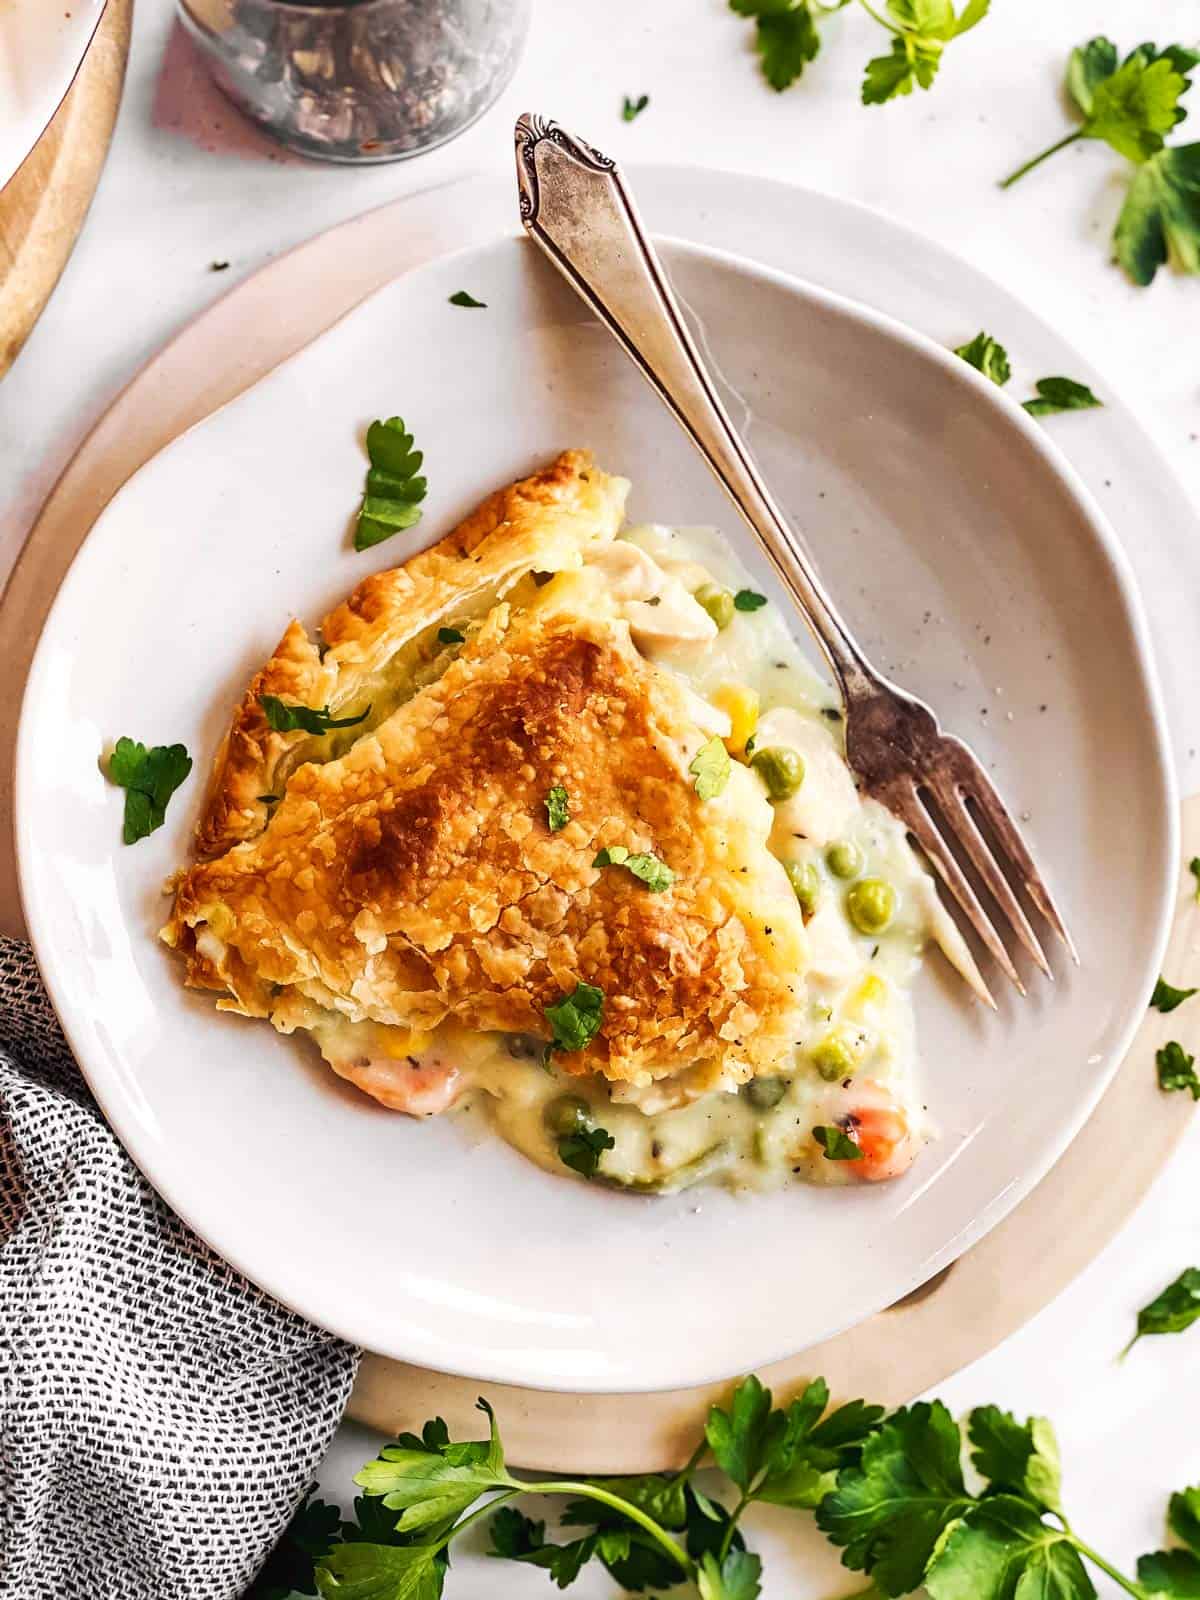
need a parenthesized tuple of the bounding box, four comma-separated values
(1191, 857, 1200, 901)
(356, 418, 427, 551)
(1123, 1268, 1200, 1356)
(697, 1547, 763, 1600)
(248, 1487, 342, 1599)
(705, 1375, 882, 1514)
(734, 589, 767, 611)
(314, 1540, 444, 1600)
(861, 0, 989, 105)
(954, 331, 1011, 386)
(352, 1398, 506, 1535)
(259, 696, 371, 736)
(1115, 142, 1200, 285)
(545, 785, 570, 832)
(1157, 1041, 1200, 1099)
(106, 737, 193, 844)
(816, 1400, 971, 1594)
(558, 1125, 615, 1179)
(706, 1374, 773, 1492)
(1152, 977, 1199, 1013)
(437, 626, 465, 645)
(690, 736, 732, 800)
(622, 93, 650, 121)
(731, 0, 821, 93)
(545, 982, 605, 1053)
(924, 1495, 1094, 1600)
(967, 1406, 1063, 1514)
(1138, 1547, 1200, 1595)
(592, 845, 677, 892)
(1084, 50, 1192, 164)
(488, 1506, 624, 1586)
(1022, 377, 1103, 416)
(448, 290, 486, 308)
(813, 1124, 863, 1161)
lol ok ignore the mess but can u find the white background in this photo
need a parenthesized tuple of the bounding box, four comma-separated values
(4, 2, 1200, 1594)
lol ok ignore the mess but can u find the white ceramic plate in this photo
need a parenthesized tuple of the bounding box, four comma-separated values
(16, 232, 1176, 1391)
(0, 0, 106, 192)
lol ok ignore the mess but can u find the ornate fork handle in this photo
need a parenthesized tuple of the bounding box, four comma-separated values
(514, 113, 875, 705)
(514, 113, 1075, 994)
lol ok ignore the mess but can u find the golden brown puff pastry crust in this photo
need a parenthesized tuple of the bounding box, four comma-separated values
(192, 450, 628, 860)
(164, 597, 808, 1086)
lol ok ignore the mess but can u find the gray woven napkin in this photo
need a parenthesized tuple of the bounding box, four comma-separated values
(0, 937, 361, 1599)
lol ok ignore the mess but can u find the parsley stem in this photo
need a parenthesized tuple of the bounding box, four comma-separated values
(855, 0, 900, 35)
(1071, 1537, 1149, 1598)
(717, 1491, 751, 1564)
(438, 1490, 521, 1551)
(998, 129, 1084, 189)
(525, 1480, 692, 1576)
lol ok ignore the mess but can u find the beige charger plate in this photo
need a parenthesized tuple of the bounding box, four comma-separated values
(1, 172, 1194, 1469)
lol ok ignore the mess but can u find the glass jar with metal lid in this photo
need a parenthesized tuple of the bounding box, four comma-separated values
(177, 0, 531, 163)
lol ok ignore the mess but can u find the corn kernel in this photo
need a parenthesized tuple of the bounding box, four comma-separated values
(845, 973, 889, 1018)
(712, 683, 760, 756)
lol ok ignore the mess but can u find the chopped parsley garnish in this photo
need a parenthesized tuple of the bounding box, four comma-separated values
(259, 696, 370, 736)
(545, 785, 570, 832)
(734, 589, 767, 611)
(1151, 976, 1198, 1013)
(448, 290, 487, 308)
(1123, 1267, 1200, 1356)
(954, 330, 1012, 386)
(690, 736, 732, 800)
(354, 417, 427, 551)
(558, 1125, 616, 1179)
(622, 93, 650, 122)
(592, 846, 676, 893)
(1022, 377, 1104, 416)
(106, 737, 193, 844)
(1157, 1041, 1200, 1099)
(544, 982, 605, 1053)
(813, 1124, 863, 1161)
(952, 332, 1101, 414)
(437, 626, 465, 645)
(1000, 36, 1200, 287)
(1191, 856, 1200, 901)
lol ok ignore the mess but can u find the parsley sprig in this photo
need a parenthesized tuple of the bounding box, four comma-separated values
(105, 737, 193, 844)
(256, 1371, 1200, 1600)
(1000, 37, 1200, 286)
(730, 0, 988, 104)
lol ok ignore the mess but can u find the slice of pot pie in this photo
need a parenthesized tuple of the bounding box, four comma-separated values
(162, 451, 809, 1107)
(163, 449, 984, 1192)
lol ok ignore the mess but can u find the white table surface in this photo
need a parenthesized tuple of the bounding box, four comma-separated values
(4, 2, 1200, 1593)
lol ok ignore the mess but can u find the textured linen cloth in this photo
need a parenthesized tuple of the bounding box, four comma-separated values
(0, 938, 361, 1599)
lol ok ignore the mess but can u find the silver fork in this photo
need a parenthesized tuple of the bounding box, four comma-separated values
(514, 114, 1076, 1004)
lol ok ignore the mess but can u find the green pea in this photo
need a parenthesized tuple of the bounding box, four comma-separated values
(742, 1075, 789, 1111)
(694, 582, 735, 630)
(543, 1094, 591, 1137)
(750, 745, 805, 801)
(826, 840, 864, 880)
(846, 877, 897, 935)
(812, 1034, 856, 1083)
(784, 859, 820, 917)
